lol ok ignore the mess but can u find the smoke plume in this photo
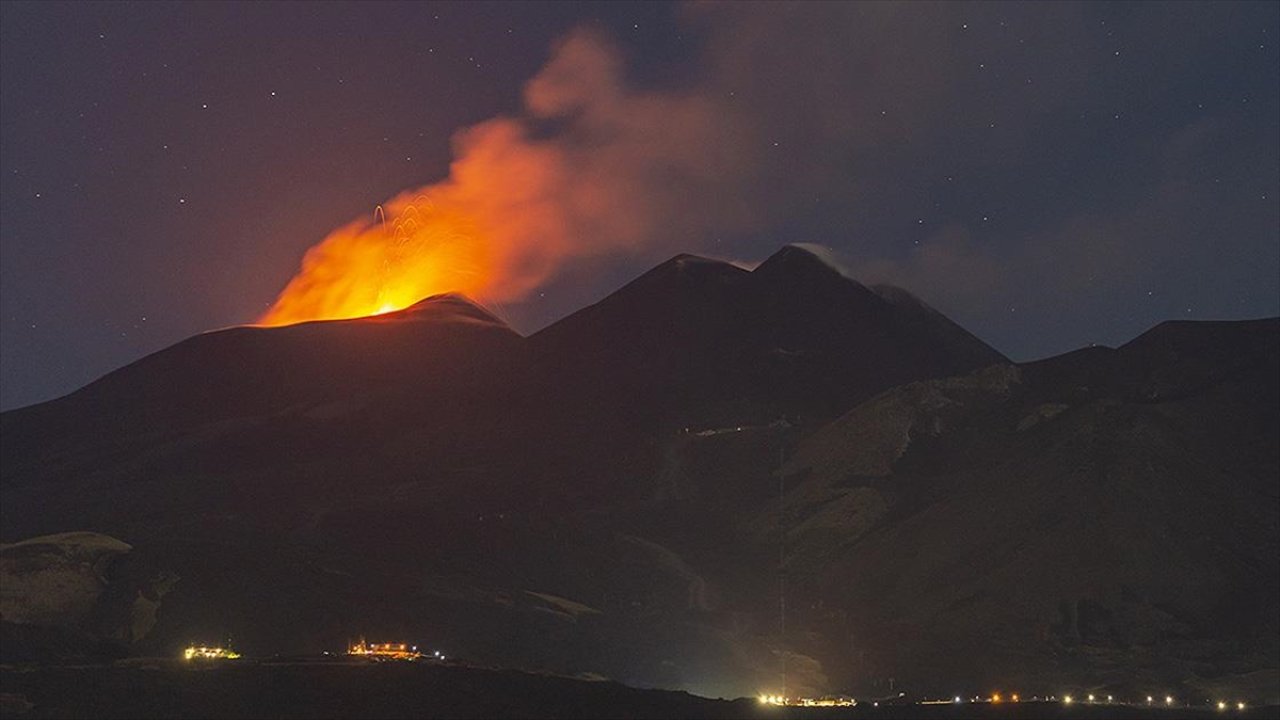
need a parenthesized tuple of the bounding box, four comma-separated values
(260, 29, 754, 325)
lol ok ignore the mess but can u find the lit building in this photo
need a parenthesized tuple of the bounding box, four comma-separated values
(758, 694, 855, 707)
(347, 638, 424, 660)
(797, 696, 856, 707)
(183, 645, 241, 660)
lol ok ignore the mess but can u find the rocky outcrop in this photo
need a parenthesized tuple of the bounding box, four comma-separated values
(0, 532, 177, 661)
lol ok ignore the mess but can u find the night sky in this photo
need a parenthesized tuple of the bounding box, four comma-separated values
(2, 1, 1277, 411)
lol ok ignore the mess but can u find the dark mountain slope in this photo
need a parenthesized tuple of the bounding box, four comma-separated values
(0, 293, 523, 467)
(532, 245, 1006, 431)
(0, 247, 1010, 699)
(766, 318, 1280, 699)
(0, 249, 1272, 703)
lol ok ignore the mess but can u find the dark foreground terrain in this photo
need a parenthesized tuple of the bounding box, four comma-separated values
(0, 661, 1273, 720)
(3, 247, 1277, 699)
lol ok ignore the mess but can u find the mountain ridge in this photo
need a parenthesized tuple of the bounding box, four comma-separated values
(2, 247, 1276, 702)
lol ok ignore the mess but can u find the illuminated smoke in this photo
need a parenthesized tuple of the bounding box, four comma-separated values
(260, 29, 755, 326)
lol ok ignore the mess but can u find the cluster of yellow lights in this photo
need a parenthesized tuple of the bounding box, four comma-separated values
(182, 646, 240, 661)
(347, 640, 423, 660)
(758, 695, 854, 707)
(797, 697, 855, 707)
(178, 634, 1254, 713)
(922, 691, 1248, 710)
(757, 686, 1249, 707)
(1056, 693, 1247, 710)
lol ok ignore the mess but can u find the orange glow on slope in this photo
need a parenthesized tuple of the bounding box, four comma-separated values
(256, 63, 590, 328)
(258, 195, 497, 326)
(258, 111, 574, 327)
(258, 29, 749, 327)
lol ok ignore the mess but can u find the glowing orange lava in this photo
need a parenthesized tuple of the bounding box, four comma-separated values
(259, 30, 682, 327)
(258, 194, 495, 326)
(257, 101, 584, 327)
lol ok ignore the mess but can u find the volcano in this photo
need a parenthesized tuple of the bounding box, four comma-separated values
(1, 245, 1276, 703)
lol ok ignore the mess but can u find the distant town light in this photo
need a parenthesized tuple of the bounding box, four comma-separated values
(348, 639, 422, 661)
(1064, 695, 1073, 705)
(1166, 695, 1174, 706)
(797, 696, 855, 708)
(1218, 701, 1228, 710)
(1238, 702, 1246, 710)
(954, 696, 962, 703)
(182, 645, 240, 661)
(1088, 694, 1095, 703)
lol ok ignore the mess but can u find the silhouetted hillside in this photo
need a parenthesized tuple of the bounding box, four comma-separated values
(1, 249, 1274, 704)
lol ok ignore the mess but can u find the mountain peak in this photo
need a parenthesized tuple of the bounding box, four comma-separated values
(752, 243, 868, 289)
(377, 292, 509, 329)
(651, 252, 748, 277)
(601, 252, 750, 300)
